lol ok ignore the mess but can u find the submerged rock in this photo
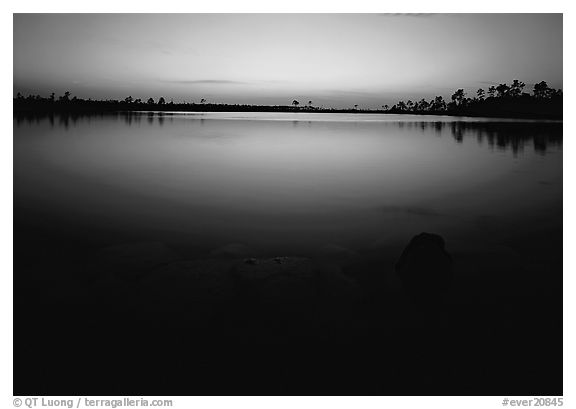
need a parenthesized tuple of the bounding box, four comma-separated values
(395, 233, 453, 303)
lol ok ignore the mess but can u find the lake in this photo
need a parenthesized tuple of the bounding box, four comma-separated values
(14, 112, 562, 257)
(13, 112, 563, 395)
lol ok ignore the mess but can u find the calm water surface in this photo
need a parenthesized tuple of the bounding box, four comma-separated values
(14, 112, 562, 256)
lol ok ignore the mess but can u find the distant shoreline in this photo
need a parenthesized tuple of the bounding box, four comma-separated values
(14, 79, 563, 121)
(13, 104, 562, 121)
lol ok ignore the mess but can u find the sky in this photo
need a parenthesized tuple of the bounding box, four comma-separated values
(13, 13, 563, 108)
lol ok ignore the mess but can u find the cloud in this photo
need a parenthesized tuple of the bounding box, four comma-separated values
(323, 89, 381, 97)
(377, 13, 437, 18)
(159, 79, 248, 85)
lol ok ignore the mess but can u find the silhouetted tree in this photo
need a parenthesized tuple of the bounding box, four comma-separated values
(451, 89, 466, 106)
(496, 83, 510, 98)
(124, 96, 134, 104)
(477, 88, 485, 100)
(147, 98, 155, 105)
(354, 104, 359, 110)
(487, 86, 496, 98)
(418, 99, 429, 111)
(431, 96, 446, 111)
(59, 91, 71, 103)
(533, 81, 553, 99)
(292, 100, 300, 108)
(158, 97, 166, 105)
(200, 98, 206, 104)
(509, 80, 525, 97)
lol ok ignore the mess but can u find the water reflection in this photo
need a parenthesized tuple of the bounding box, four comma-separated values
(14, 111, 562, 155)
(13, 111, 563, 397)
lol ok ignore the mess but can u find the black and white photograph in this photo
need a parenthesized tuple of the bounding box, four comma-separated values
(9, 9, 567, 400)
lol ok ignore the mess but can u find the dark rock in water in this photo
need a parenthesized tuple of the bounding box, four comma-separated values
(395, 233, 453, 302)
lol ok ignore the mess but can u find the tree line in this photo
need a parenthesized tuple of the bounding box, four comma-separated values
(14, 79, 562, 119)
(386, 80, 562, 119)
(13, 93, 323, 114)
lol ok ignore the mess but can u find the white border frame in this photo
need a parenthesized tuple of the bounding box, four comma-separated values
(3, 2, 572, 407)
